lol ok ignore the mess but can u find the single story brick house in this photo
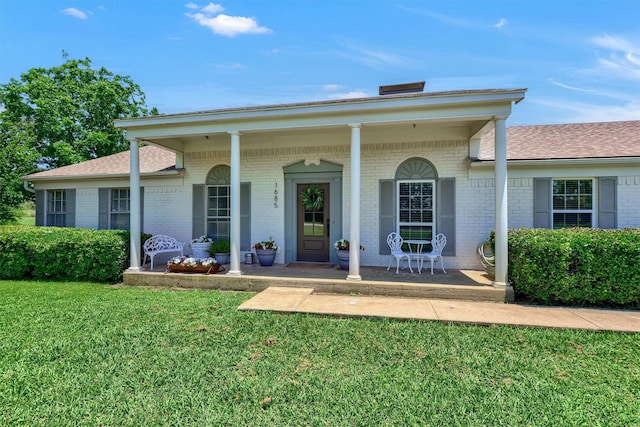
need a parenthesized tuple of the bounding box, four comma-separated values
(22, 86, 640, 290)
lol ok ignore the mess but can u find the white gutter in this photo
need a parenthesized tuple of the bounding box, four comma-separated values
(23, 169, 184, 183)
(23, 180, 35, 193)
(470, 157, 640, 168)
(115, 89, 527, 129)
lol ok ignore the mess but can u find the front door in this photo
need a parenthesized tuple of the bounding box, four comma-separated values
(297, 183, 330, 262)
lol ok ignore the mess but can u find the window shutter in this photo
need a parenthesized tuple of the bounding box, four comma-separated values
(598, 177, 617, 229)
(66, 189, 76, 228)
(379, 179, 395, 255)
(35, 190, 45, 226)
(437, 178, 455, 256)
(240, 182, 251, 251)
(192, 184, 205, 239)
(534, 178, 552, 228)
(98, 188, 109, 229)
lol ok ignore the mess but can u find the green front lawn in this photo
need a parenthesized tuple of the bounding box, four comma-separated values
(1, 281, 638, 426)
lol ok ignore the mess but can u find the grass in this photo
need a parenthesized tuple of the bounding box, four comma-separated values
(9, 201, 35, 226)
(1, 281, 639, 426)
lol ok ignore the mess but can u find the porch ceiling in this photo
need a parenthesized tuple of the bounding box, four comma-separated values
(140, 118, 493, 153)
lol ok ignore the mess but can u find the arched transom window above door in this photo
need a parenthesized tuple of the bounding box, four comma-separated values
(206, 165, 231, 241)
(395, 158, 438, 243)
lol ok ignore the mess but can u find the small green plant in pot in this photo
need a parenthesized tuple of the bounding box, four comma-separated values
(209, 239, 231, 264)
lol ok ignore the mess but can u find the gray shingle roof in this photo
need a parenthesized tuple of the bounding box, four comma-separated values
(480, 120, 640, 160)
(24, 145, 176, 180)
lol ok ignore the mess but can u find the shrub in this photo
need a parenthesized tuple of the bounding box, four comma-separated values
(506, 228, 640, 308)
(0, 226, 138, 283)
(210, 239, 230, 253)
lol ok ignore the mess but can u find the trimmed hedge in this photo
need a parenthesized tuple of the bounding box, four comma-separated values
(0, 226, 132, 283)
(506, 228, 640, 308)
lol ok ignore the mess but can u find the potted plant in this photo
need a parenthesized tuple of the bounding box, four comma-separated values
(334, 239, 365, 270)
(166, 256, 222, 274)
(190, 235, 212, 258)
(253, 236, 279, 266)
(209, 239, 230, 264)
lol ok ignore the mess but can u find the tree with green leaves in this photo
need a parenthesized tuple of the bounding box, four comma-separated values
(0, 57, 158, 224)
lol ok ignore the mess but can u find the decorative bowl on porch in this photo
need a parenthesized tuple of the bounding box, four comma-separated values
(253, 237, 279, 266)
(166, 256, 223, 274)
(334, 239, 365, 270)
(191, 235, 212, 258)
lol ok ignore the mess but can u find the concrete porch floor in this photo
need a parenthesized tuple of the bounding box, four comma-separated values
(124, 261, 512, 303)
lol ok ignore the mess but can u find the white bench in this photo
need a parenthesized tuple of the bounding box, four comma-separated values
(142, 235, 184, 270)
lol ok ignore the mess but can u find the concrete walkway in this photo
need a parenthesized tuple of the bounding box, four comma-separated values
(238, 286, 640, 332)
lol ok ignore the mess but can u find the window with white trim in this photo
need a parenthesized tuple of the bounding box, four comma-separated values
(552, 179, 593, 228)
(110, 188, 130, 230)
(207, 185, 230, 241)
(397, 180, 435, 241)
(46, 190, 66, 227)
(206, 165, 231, 241)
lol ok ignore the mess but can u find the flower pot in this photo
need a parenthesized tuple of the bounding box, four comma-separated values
(214, 253, 230, 265)
(336, 249, 350, 270)
(191, 242, 212, 258)
(255, 248, 276, 266)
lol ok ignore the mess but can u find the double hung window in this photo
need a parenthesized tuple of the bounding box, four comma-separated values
(207, 185, 230, 241)
(552, 179, 593, 228)
(110, 188, 130, 230)
(397, 180, 435, 242)
(46, 190, 66, 227)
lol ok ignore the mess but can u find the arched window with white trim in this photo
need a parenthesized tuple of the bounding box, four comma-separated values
(395, 158, 437, 242)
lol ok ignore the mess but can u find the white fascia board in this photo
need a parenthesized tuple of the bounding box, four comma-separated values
(116, 90, 526, 133)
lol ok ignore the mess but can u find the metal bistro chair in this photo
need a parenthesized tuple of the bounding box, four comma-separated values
(420, 233, 447, 275)
(386, 232, 413, 274)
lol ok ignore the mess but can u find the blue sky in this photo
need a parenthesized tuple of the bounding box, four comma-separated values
(1, 0, 639, 125)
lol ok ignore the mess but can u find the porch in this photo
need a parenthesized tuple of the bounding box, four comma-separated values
(124, 262, 512, 303)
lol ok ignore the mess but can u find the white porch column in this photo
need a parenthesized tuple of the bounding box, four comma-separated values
(227, 131, 242, 276)
(128, 137, 142, 271)
(493, 116, 509, 287)
(347, 123, 362, 281)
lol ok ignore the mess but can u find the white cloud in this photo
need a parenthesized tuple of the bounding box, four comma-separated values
(216, 62, 244, 70)
(547, 79, 599, 94)
(202, 2, 224, 14)
(627, 52, 640, 66)
(62, 8, 88, 20)
(533, 97, 640, 123)
(493, 18, 507, 29)
(185, 2, 199, 10)
(327, 91, 369, 100)
(322, 84, 343, 92)
(590, 34, 636, 53)
(338, 39, 413, 70)
(588, 34, 640, 81)
(186, 3, 271, 37)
